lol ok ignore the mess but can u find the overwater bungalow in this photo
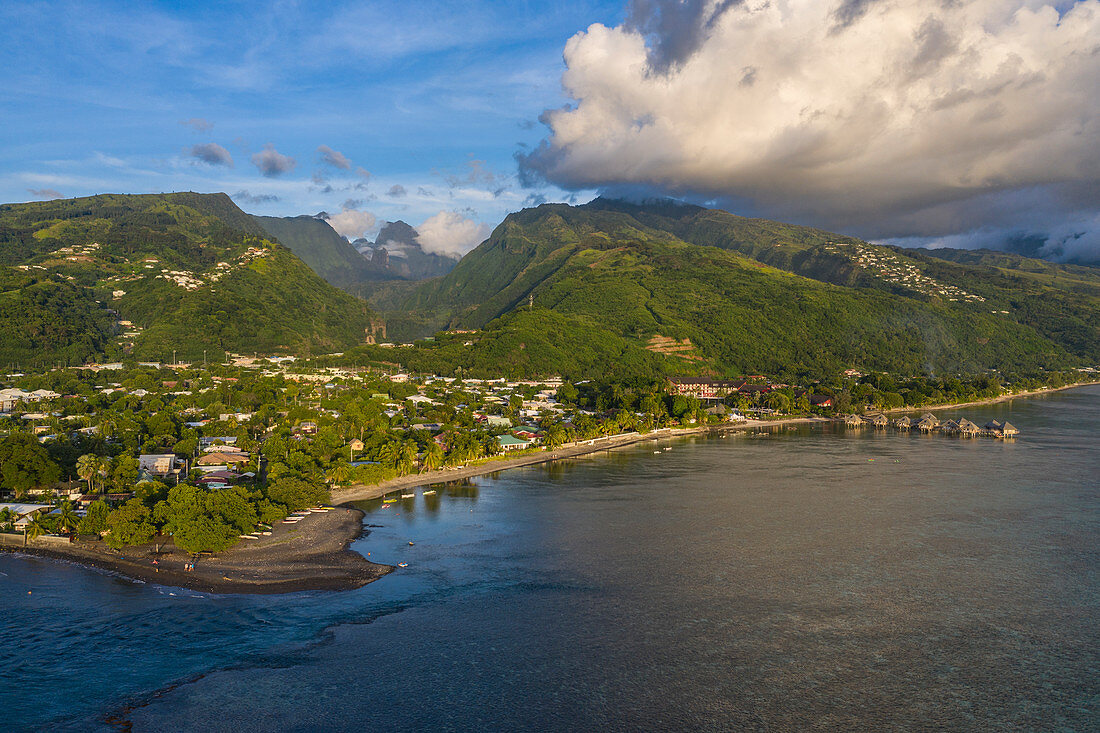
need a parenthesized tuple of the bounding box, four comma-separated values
(843, 414, 864, 427)
(957, 418, 982, 436)
(865, 413, 889, 428)
(983, 419, 1019, 437)
(916, 416, 938, 432)
(940, 419, 960, 434)
(893, 415, 912, 430)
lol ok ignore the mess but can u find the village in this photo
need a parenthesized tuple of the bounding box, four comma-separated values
(0, 359, 1054, 551)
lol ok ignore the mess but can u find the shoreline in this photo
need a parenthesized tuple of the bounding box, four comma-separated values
(2, 506, 390, 595)
(333, 417, 826, 503)
(8, 381, 1095, 595)
(884, 380, 1100, 415)
(335, 381, 1100, 503)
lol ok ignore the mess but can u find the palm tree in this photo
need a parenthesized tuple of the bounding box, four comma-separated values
(326, 463, 351, 487)
(376, 441, 399, 470)
(56, 501, 79, 536)
(76, 454, 98, 494)
(396, 441, 418, 476)
(421, 442, 444, 473)
(24, 513, 47, 546)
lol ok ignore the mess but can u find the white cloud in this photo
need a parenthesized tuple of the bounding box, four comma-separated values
(522, 1, 1100, 240)
(416, 211, 491, 257)
(326, 207, 377, 239)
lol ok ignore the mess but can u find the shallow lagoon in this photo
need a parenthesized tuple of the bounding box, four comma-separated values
(4, 387, 1098, 731)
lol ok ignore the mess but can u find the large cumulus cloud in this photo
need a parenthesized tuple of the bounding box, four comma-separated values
(417, 211, 491, 257)
(521, 0, 1100, 257)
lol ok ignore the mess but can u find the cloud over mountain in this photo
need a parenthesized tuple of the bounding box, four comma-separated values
(251, 144, 297, 177)
(326, 205, 377, 239)
(188, 143, 234, 167)
(520, 0, 1100, 255)
(416, 211, 490, 257)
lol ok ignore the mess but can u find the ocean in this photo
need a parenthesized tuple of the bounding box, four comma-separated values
(3, 386, 1098, 731)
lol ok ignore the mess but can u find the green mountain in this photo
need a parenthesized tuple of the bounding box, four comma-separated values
(364, 199, 1099, 380)
(251, 214, 388, 290)
(0, 192, 380, 365)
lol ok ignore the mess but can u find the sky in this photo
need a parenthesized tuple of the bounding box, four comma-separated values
(2, 0, 1097, 261)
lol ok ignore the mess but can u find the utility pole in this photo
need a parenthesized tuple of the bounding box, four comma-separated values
(203, 349, 207, 368)
(172, 350, 176, 367)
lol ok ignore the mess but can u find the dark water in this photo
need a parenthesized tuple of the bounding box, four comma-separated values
(3, 388, 1098, 731)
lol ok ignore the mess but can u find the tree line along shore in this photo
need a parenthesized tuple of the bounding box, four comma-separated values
(1, 357, 1095, 594)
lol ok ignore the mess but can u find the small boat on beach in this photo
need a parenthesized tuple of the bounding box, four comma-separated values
(383, 498, 397, 504)
(423, 489, 436, 495)
(401, 493, 415, 498)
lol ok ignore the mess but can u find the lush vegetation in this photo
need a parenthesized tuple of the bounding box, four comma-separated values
(253, 214, 386, 290)
(0, 193, 379, 365)
(365, 200, 1097, 381)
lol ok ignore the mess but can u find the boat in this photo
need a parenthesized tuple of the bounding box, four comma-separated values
(653, 450, 660, 454)
(240, 534, 258, 540)
(383, 498, 397, 504)
(260, 531, 272, 535)
(397, 562, 408, 568)
(664, 447, 671, 451)
(401, 493, 415, 498)
(408, 541, 414, 546)
(423, 489, 436, 495)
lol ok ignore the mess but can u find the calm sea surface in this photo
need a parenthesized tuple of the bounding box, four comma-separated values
(3, 387, 1098, 731)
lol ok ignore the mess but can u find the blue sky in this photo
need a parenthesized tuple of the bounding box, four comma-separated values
(0, 0, 621, 239)
(2, 1, 1097, 261)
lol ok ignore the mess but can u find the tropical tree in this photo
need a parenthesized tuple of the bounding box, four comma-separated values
(326, 462, 351, 487)
(421, 442, 444, 472)
(76, 453, 98, 494)
(78, 500, 110, 537)
(56, 501, 80, 536)
(24, 513, 48, 546)
(104, 499, 156, 549)
(396, 441, 418, 476)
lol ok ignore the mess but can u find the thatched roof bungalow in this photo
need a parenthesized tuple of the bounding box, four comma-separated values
(844, 414, 864, 427)
(893, 415, 912, 429)
(957, 418, 981, 436)
(916, 416, 938, 432)
(865, 412, 889, 427)
(940, 419, 960, 434)
(983, 419, 1019, 437)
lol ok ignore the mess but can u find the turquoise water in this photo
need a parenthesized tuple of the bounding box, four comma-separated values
(3, 387, 1098, 731)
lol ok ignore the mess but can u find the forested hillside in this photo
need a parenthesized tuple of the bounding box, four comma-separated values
(0, 193, 378, 364)
(367, 199, 1099, 380)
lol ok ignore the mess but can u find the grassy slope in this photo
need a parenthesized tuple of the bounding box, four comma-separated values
(252, 215, 386, 290)
(379, 201, 1093, 379)
(0, 193, 377, 362)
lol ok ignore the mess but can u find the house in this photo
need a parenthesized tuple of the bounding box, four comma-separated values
(0, 503, 53, 534)
(808, 394, 834, 408)
(196, 452, 249, 466)
(483, 416, 511, 429)
(138, 454, 177, 476)
(296, 421, 318, 435)
(496, 435, 532, 452)
(668, 378, 744, 400)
